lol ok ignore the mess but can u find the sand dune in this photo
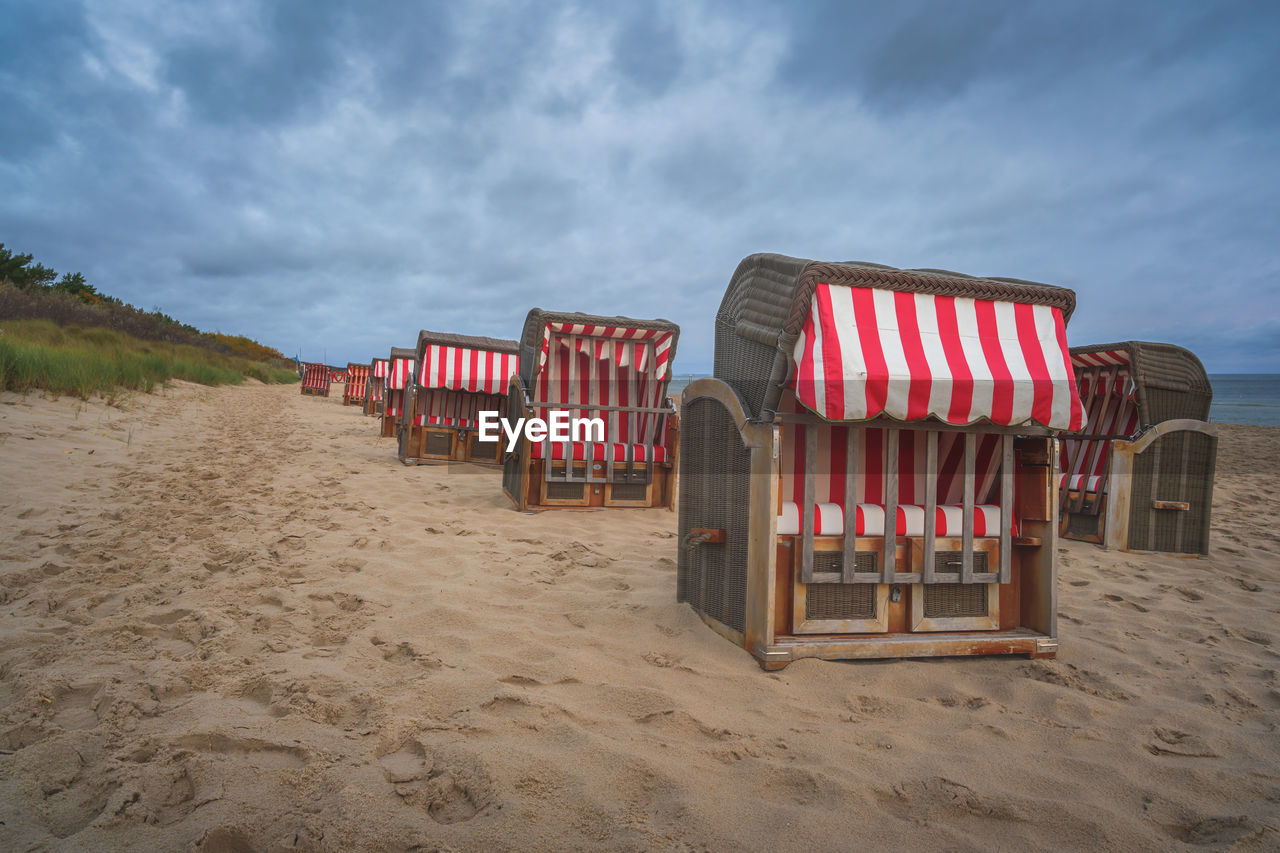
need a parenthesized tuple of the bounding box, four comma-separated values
(1, 383, 1277, 851)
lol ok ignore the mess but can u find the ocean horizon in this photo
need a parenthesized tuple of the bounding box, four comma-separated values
(666, 373, 1280, 427)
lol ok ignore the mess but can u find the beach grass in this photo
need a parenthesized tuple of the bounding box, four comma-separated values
(0, 319, 298, 398)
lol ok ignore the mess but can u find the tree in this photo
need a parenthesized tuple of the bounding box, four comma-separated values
(0, 243, 57, 289)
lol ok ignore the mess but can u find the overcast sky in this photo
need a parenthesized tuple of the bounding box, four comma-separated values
(2, 0, 1277, 372)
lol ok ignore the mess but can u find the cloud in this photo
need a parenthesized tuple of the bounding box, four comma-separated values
(0, 0, 1276, 374)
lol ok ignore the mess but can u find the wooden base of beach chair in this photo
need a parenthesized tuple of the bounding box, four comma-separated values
(301, 387, 329, 397)
(506, 458, 675, 511)
(1060, 490, 1107, 544)
(677, 378, 1059, 670)
(380, 415, 396, 438)
(399, 426, 505, 467)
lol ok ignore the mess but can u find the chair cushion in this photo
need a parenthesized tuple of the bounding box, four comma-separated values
(777, 502, 1003, 537)
(529, 442, 667, 463)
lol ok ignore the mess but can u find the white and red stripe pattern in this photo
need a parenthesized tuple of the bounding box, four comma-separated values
(537, 322, 674, 379)
(411, 389, 504, 429)
(373, 358, 388, 378)
(1070, 348, 1130, 369)
(302, 363, 329, 390)
(1060, 358, 1140, 495)
(776, 421, 1016, 537)
(346, 365, 369, 398)
(531, 321, 675, 462)
(385, 390, 404, 418)
(529, 442, 668, 463)
(418, 345, 517, 395)
(792, 283, 1084, 430)
(778, 502, 1003, 537)
(388, 357, 415, 391)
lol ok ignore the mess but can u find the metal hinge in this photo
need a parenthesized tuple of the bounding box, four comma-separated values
(1036, 638, 1059, 655)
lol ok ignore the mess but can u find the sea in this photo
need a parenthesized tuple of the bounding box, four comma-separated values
(666, 374, 1280, 427)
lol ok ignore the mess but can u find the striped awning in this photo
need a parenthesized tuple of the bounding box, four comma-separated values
(372, 358, 388, 378)
(388, 358, 415, 390)
(418, 345, 517, 395)
(537, 322, 674, 380)
(1071, 348, 1130, 368)
(792, 283, 1084, 430)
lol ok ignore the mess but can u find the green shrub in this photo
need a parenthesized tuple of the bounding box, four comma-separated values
(0, 319, 299, 397)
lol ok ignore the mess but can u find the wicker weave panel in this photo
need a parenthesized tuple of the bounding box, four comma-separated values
(423, 431, 452, 457)
(806, 583, 877, 621)
(922, 584, 989, 619)
(677, 396, 751, 634)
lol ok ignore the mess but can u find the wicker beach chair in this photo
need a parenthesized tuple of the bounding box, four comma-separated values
(300, 362, 331, 397)
(381, 348, 415, 439)
(343, 362, 369, 406)
(364, 358, 388, 416)
(1060, 342, 1216, 554)
(397, 330, 520, 466)
(502, 309, 680, 510)
(678, 253, 1087, 668)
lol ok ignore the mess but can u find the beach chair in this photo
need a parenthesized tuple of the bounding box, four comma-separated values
(502, 309, 680, 510)
(300, 362, 331, 397)
(364, 358, 387, 416)
(343, 362, 369, 406)
(677, 254, 1086, 668)
(1060, 342, 1216, 554)
(381, 348, 415, 438)
(398, 331, 520, 466)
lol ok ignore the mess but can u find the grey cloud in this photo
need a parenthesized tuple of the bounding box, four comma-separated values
(0, 0, 1276, 375)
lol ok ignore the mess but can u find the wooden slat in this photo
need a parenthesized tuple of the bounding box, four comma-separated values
(999, 434, 1013, 584)
(544, 334, 557, 478)
(801, 426, 816, 584)
(1146, 440, 1162, 552)
(1175, 436, 1191, 551)
(923, 430, 938, 584)
(842, 426, 860, 583)
(962, 432, 975, 584)
(882, 428, 899, 583)
(1073, 365, 1119, 514)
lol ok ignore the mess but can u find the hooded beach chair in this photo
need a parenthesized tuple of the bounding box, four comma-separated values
(381, 347, 415, 439)
(397, 331, 520, 465)
(677, 254, 1086, 669)
(502, 309, 680, 510)
(300, 362, 331, 397)
(364, 358, 388, 416)
(1060, 342, 1216, 554)
(343, 362, 369, 406)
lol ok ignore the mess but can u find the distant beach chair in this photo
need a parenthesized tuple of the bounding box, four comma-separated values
(397, 331, 520, 466)
(363, 357, 388, 416)
(1060, 342, 1217, 554)
(381, 348, 416, 438)
(677, 254, 1086, 668)
(502, 309, 680, 510)
(300, 362, 331, 397)
(343, 362, 369, 406)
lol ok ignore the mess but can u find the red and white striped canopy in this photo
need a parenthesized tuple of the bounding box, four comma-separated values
(792, 283, 1084, 430)
(388, 358, 414, 390)
(1070, 348, 1130, 368)
(537, 322, 673, 380)
(418, 345, 517, 395)
(372, 358, 388, 378)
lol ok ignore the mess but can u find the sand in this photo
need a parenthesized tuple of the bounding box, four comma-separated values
(1, 382, 1277, 851)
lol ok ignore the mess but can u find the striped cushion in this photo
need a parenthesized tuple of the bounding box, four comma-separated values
(777, 502, 1003, 537)
(529, 442, 668, 463)
(1059, 473, 1105, 493)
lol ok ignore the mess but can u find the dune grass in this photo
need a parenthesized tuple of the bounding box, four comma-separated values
(0, 319, 298, 398)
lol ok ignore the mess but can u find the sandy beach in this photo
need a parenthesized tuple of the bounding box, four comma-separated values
(1, 382, 1276, 851)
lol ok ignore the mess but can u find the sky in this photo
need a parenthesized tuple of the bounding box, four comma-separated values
(2, 0, 1277, 372)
